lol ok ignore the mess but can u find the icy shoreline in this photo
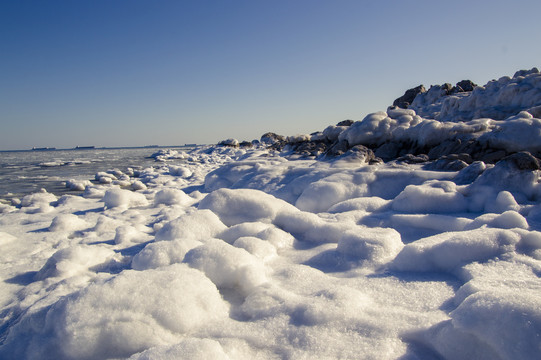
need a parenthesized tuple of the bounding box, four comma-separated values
(0, 69, 540, 359)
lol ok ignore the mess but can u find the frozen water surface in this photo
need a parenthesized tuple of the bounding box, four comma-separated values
(0, 147, 193, 199)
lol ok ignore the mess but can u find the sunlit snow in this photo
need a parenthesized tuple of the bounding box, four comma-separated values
(1, 69, 541, 359)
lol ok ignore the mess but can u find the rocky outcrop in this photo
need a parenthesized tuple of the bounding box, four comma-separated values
(393, 85, 426, 109)
(452, 80, 477, 93)
(500, 152, 540, 171)
(336, 119, 354, 127)
(218, 139, 240, 147)
(260, 132, 286, 145)
(219, 69, 541, 171)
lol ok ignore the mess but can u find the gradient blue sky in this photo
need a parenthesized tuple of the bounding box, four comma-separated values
(1, 0, 540, 150)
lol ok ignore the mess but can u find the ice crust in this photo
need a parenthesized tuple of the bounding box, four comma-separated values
(1, 69, 541, 359)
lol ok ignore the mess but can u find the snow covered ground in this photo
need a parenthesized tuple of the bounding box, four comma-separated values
(1, 69, 541, 359)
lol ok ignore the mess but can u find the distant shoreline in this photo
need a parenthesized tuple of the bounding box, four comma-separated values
(0, 144, 202, 153)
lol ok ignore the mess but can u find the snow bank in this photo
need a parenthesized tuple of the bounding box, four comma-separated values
(1, 264, 228, 359)
(183, 238, 268, 295)
(199, 188, 296, 226)
(392, 227, 520, 273)
(424, 260, 541, 359)
(154, 210, 227, 242)
(295, 174, 368, 213)
(336, 227, 403, 263)
(392, 181, 468, 213)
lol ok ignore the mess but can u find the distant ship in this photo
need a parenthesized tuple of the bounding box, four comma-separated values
(74, 146, 95, 150)
(32, 147, 56, 151)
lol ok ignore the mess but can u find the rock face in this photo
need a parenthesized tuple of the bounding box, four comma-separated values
(260, 132, 286, 145)
(336, 119, 354, 127)
(393, 85, 426, 109)
(452, 80, 477, 93)
(501, 152, 540, 171)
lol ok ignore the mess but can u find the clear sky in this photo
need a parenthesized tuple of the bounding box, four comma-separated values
(1, 0, 540, 150)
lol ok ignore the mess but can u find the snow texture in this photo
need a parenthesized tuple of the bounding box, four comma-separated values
(1, 69, 541, 360)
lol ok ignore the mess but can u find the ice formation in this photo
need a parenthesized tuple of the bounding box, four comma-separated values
(0, 69, 540, 359)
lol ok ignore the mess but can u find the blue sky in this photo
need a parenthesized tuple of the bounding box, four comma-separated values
(1, 0, 540, 150)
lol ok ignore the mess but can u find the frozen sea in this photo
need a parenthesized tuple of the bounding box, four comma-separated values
(0, 147, 193, 201)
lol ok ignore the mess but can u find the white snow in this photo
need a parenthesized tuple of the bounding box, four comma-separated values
(1, 69, 541, 359)
(102, 188, 149, 209)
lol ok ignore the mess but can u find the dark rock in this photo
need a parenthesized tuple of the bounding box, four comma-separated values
(441, 83, 453, 95)
(396, 154, 429, 164)
(513, 68, 539, 78)
(392, 85, 426, 109)
(451, 80, 477, 93)
(457, 140, 484, 158)
(479, 150, 507, 164)
(370, 157, 384, 165)
(424, 158, 469, 171)
(499, 152, 540, 171)
(239, 141, 253, 148)
(443, 153, 473, 164)
(326, 139, 350, 157)
(428, 139, 481, 161)
(454, 161, 487, 185)
(428, 140, 463, 160)
(375, 142, 402, 162)
(260, 132, 286, 145)
(526, 105, 541, 118)
(293, 141, 328, 157)
(218, 139, 239, 147)
(336, 119, 354, 127)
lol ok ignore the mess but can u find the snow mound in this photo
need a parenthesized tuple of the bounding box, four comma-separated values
(1, 264, 228, 359)
(155, 210, 227, 242)
(392, 181, 468, 213)
(424, 261, 541, 359)
(199, 188, 296, 226)
(392, 227, 521, 273)
(153, 188, 192, 206)
(183, 238, 268, 295)
(131, 239, 202, 270)
(48, 214, 89, 232)
(336, 227, 403, 264)
(34, 245, 116, 280)
(103, 188, 149, 209)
